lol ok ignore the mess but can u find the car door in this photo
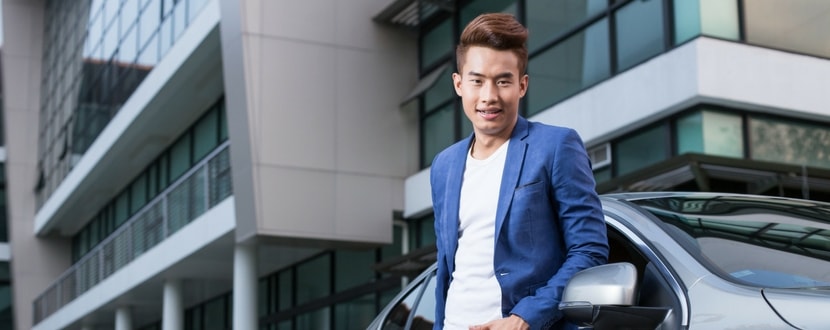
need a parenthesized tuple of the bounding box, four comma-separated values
(372, 267, 438, 330)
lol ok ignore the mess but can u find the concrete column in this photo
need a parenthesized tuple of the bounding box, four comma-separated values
(115, 306, 133, 330)
(163, 279, 184, 330)
(233, 243, 258, 330)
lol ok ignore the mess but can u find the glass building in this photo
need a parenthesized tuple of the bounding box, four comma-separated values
(0, 0, 829, 329)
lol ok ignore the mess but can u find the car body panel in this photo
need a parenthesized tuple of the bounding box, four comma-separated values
(369, 193, 830, 330)
(763, 288, 830, 329)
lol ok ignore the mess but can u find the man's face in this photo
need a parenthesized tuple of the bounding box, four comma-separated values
(453, 46, 528, 140)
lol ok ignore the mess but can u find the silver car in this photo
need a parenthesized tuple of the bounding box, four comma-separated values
(367, 192, 830, 329)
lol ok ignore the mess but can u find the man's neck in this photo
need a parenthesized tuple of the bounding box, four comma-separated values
(471, 134, 509, 159)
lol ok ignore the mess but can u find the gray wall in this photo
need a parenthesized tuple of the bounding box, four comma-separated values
(220, 0, 419, 246)
(2, 1, 71, 329)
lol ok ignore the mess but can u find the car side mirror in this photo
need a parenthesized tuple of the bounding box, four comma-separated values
(559, 262, 671, 330)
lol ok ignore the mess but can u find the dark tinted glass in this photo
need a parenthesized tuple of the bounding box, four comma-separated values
(631, 194, 830, 289)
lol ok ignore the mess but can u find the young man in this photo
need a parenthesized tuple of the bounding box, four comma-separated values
(430, 13, 609, 330)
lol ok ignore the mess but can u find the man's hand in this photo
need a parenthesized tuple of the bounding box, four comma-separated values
(469, 314, 530, 330)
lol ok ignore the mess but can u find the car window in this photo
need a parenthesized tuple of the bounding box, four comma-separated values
(382, 272, 433, 330)
(409, 273, 437, 329)
(630, 196, 830, 289)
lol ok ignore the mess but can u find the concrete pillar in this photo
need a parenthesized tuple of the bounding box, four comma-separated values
(115, 306, 133, 330)
(163, 279, 184, 330)
(233, 243, 258, 330)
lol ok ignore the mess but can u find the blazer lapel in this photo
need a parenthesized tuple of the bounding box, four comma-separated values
(494, 118, 529, 239)
(444, 135, 473, 273)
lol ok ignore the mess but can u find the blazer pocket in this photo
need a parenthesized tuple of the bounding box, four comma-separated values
(515, 180, 543, 192)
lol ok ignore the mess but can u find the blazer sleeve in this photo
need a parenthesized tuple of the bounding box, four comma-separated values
(510, 128, 609, 328)
(430, 156, 449, 330)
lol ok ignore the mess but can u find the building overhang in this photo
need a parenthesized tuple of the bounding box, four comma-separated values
(373, 0, 454, 29)
(597, 153, 830, 200)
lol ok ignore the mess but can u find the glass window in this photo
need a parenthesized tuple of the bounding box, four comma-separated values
(219, 102, 229, 141)
(420, 19, 453, 71)
(614, 125, 669, 176)
(138, 6, 161, 66)
(614, 0, 665, 72)
(297, 254, 331, 305)
(190, 0, 210, 23)
(422, 104, 456, 168)
(527, 19, 609, 115)
(122, 0, 140, 33)
(594, 167, 611, 184)
(423, 72, 454, 111)
(120, 25, 138, 63)
(204, 296, 228, 330)
(700, 0, 739, 40)
(459, 0, 517, 34)
(257, 275, 277, 317)
(186, 307, 203, 330)
(103, 18, 120, 62)
(115, 191, 130, 226)
(744, 0, 830, 59)
(335, 250, 375, 292)
(527, 0, 607, 52)
(297, 308, 329, 330)
(632, 195, 830, 289)
(382, 225, 404, 261)
(278, 271, 293, 311)
(673, 0, 701, 44)
(131, 172, 149, 214)
(382, 274, 428, 329)
(88, 11, 104, 58)
(173, 0, 187, 40)
(749, 117, 830, 169)
(408, 273, 437, 329)
(159, 154, 170, 190)
(169, 133, 192, 182)
(193, 109, 219, 162)
(160, 17, 173, 58)
(417, 215, 436, 248)
(676, 110, 743, 158)
(334, 294, 375, 330)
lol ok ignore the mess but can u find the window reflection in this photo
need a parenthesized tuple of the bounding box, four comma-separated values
(422, 104, 456, 168)
(614, 125, 669, 176)
(526, 0, 606, 52)
(38, 0, 212, 207)
(527, 19, 609, 115)
(749, 117, 830, 169)
(744, 0, 830, 59)
(614, 0, 665, 72)
(676, 110, 743, 158)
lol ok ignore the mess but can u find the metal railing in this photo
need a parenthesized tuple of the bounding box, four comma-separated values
(33, 142, 233, 324)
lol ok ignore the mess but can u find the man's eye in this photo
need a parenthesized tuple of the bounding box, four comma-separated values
(497, 80, 511, 85)
(470, 79, 482, 84)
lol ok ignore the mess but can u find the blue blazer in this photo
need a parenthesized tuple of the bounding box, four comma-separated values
(431, 117, 609, 330)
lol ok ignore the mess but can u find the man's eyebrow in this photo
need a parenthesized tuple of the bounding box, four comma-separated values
(466, 71, 515, 79)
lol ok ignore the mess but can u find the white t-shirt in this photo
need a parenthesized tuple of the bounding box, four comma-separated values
(444, 140, 509, 329)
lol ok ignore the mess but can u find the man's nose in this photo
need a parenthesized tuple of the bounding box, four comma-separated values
(479, 82, 497, 103)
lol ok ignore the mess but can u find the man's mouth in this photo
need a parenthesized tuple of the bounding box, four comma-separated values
(477, 109, 502, 119)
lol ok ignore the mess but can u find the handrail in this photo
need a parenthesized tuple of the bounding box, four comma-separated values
(33, 141, 233, 324)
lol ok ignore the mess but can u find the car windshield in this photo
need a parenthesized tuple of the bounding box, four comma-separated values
(628, 194, 830, 289)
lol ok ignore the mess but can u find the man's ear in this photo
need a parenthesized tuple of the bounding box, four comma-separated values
(452, 72, 463, 96)
(519, 74, 529, 98)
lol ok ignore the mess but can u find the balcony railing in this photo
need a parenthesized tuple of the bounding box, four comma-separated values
(33, 142, 233, 324)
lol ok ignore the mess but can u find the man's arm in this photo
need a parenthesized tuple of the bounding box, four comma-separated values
(431, 160, 449, 330)
(509, 128, 610, 328)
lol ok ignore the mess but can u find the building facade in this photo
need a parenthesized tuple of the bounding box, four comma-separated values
(1, 0, 829, 329)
